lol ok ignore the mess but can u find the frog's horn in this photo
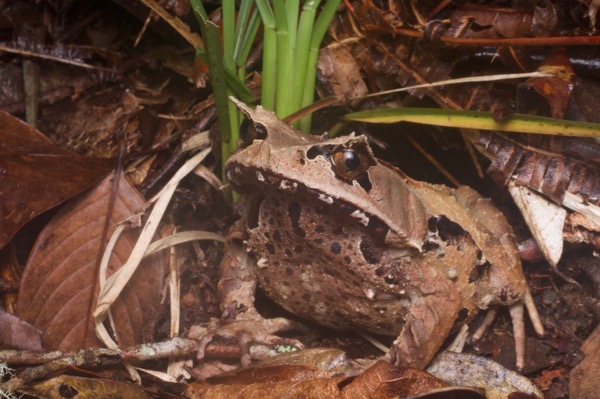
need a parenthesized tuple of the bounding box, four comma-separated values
(229, 96, 253, 115)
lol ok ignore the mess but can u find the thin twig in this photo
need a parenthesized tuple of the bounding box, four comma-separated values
(0, 43, 116, 71)
(405, 134, 462, 188)
(0, 338, 198, 393)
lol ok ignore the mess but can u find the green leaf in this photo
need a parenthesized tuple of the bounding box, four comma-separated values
(345, 108, 600, 138)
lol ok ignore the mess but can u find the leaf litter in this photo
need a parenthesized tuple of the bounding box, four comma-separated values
(1, 1, 600, 398)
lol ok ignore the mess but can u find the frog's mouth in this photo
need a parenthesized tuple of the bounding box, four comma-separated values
(227, 163, 391, 242)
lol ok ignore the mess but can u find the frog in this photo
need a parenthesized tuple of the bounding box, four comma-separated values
(204, 97, 545, 370)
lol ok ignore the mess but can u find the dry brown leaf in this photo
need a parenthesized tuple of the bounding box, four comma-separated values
(517, 48, 574, 119)
(570, 325, 600, 399)
(508, 182, 566, 266)
(0, 308, 42, 350)
(256, 347, 351, 371)
(341, 362, 448, 399)
(317, 46, 369, 102)
(20, 375, 151, 399)
(472, 131, 600, 205)
(445, 6, 535, 39)
(15, 171, 167, 350)
(0, 110, 113, 250)
(185, 365, 343, 399)
(185, 360, 450, 399)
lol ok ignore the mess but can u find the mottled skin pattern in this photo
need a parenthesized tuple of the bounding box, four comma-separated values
(211, 98, 544, 369)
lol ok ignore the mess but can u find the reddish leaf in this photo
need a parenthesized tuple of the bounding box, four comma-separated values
(185, 361, 452, 399)
(518, 48, 575, 119)
(15, 171, 167, 350)
(0, 110, 113, 249)
(0, 308, 42, 350)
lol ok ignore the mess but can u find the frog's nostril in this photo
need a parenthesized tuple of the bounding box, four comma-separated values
(306, 145, 325, 159)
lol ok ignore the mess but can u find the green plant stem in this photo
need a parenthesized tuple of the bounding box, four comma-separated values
(255, 0, 276, 110)
(292, 0, 320, 118)
(190, 0, 207, 19)
(286, 0, 299, 45)
(299, 0, 340, 131)
(237, 10, 260, 79)
(223, 1, 238, 159)
(273, 1, 293, 117)
(222, 0, 235, 71)
(233, 0, 254, 65)
(190, 1, 232, 173)
(298, 47, 319, 132)
(261, 27, 277, 111)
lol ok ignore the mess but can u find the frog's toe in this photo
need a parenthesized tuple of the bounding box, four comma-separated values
(471, 289, 545, 371)
(195, 316, 305, 367)
(523, 288, 545, 337)
(471, 305, 525, 370)
(509, 302, 526, 371)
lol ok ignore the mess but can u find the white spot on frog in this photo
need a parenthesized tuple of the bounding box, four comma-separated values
(364, 288, 376, 299)
(280, 179, 294, 190)
(318, 193, 333, 204)
(351, 209, 369, 226)
(256, 171, 265, 182)
(447, 268, 458, 280)
(315, 302, 328, 313)
(257, 257, 269, 268)
(300, 270, 313, 283)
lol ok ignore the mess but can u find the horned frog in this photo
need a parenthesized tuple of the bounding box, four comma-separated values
(204, 98, 544, 370)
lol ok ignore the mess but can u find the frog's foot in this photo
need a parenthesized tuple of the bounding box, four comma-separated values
(196, 313, 306, 367)
(471, 289, 545, 370)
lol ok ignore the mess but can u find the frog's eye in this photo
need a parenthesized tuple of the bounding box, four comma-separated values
(331, 148, 371, 180)
(240, 118, 268, 146)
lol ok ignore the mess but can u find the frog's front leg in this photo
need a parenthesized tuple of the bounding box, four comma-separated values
(453, 186, 545, 370)
(387, 264, 462, 368)
(196, 232, 304, 367)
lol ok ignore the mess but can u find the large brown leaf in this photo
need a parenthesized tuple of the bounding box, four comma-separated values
(185, 360, 453, 399)
(0, 110, 113, 249)
(15, 171, 167, 350)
